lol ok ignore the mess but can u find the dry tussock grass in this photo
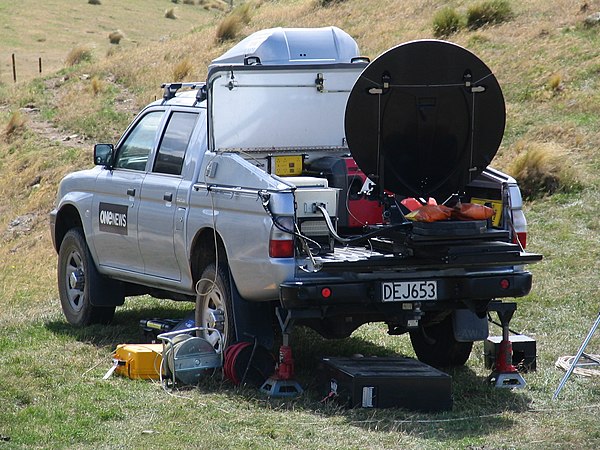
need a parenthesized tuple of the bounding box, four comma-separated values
(172, 58, 194, 81)
(165, 7, 177, 19)
(108, 30, 124, 45)
(432, 7, 464, 37)
(65, 46, 93, 67)
(215, 13, 243, 43)
(90, 76, 104, 95)
(466, 0, 513, 30)
(548, 72, 563, 92)
(214, 1, 266, 43)
(506, 141, 580, 199)
(4, 110, 27, 137)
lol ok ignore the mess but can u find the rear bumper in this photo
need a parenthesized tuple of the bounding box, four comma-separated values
(280, 271, 532, 310)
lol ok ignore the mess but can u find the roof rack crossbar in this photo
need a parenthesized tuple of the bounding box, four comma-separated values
(161, 82, 207, 102)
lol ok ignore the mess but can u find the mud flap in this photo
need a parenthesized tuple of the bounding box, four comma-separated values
(452, 309, 489, 342)
(229, 273, 275, 349)
(89, 279, 125, 307)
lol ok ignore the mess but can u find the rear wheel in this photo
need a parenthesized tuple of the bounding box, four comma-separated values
(409, 314, 473, 367)
(195, 263, 235, 353)
(58, 228, 116, 326)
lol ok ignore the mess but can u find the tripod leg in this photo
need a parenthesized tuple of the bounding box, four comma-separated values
(553, 313, 600, 400)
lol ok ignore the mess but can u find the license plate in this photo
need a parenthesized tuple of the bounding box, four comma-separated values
(381, 281, 437, 302)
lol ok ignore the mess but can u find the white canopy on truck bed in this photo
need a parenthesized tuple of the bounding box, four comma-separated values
(207, 27, 367, 152)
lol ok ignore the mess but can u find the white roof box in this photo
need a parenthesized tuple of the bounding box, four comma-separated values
(211, 26, 360, 66)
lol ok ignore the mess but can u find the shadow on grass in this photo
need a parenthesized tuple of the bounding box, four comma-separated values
(196, 326, 531, 442)
(45, 307, 531, 442)
(44, 303, 194, 347)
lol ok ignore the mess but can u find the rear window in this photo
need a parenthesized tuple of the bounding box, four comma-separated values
(153, 111, 198, 176)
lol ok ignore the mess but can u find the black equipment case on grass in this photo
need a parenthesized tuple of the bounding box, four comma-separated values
(318, 356, 452, 411)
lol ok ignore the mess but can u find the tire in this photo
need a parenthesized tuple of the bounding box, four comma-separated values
(409, 314, 473, 367)
(195, 263, 236, 353)
(58, 228, 116, 326)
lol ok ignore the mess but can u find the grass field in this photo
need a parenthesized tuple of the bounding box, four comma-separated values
(0, 0, 220, 83)
(2, 0, 600, 448)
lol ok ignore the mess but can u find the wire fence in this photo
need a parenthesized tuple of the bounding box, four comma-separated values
(1, 54, 43, 83)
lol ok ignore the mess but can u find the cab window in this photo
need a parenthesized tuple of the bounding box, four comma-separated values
(153, 112, 199, 176)
(114, 111, 164, 171)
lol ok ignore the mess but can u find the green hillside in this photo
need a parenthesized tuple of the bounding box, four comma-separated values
(1, 0, 600, 448)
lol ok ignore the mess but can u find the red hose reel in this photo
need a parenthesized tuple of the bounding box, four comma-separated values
(223, 341, 276, 387)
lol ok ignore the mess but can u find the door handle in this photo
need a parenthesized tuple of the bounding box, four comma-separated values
(127, 188, 136, 196)
(163, 192, 173, 202)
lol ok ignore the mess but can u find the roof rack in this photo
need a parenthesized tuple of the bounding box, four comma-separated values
(160, 82, 207, 103)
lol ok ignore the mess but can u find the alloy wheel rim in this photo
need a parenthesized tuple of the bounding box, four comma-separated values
(65, 249, 85, 312)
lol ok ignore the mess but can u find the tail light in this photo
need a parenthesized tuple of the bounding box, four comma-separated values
(269, 216, 294, 258)
(513, 232, 527, 249)
(507, 185, 527, 250)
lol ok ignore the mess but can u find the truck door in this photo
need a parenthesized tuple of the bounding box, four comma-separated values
(138, 110, 199, 280)
(92, 110, 165, 273)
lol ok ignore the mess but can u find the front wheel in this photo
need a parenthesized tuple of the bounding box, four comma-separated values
(58, 228, 116, 326)
(409, 314, 473, 367)
(195, 263, 236, 353)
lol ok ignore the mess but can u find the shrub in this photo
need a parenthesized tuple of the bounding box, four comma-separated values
(183, 0, 196, 4)
(215, 13, 242, 43)
(108, 30, 124, 45)
(65, 46, 92, 67)
(88, 0, 101, 4)
(165, 8, 177, 19)
(466, 0, 513, 29)
(234, 2, 253, 24)
(432, 7, 463, 37)
(90, 76, 104, 96)
(214, 2, 254, 43)
(548, 72, 563, 92)
(172, 59, 193, 81)
(4, 110, 26, 137)
(507, 142, 579, 199)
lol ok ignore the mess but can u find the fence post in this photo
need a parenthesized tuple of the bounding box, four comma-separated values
(12, 53, 16, 83)
(39, 57, 42, 75)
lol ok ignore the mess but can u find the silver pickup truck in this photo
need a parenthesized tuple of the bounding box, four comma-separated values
(50, 27, 541, 366)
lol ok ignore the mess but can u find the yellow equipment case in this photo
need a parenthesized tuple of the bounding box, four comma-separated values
(113, 343, 164, 380)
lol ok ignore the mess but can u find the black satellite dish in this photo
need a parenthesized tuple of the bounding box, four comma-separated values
(345, 40, 505, 201)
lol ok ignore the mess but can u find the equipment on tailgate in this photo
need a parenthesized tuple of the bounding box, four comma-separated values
(452, 202, 495, 221)
(405, 204, 452, 222)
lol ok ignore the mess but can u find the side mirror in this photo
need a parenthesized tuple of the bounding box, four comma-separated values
(94, 143, 114, 168)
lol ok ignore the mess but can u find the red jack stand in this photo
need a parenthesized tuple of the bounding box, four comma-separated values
(260, 309, 303, 397)
(487, 303, 526, 389)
